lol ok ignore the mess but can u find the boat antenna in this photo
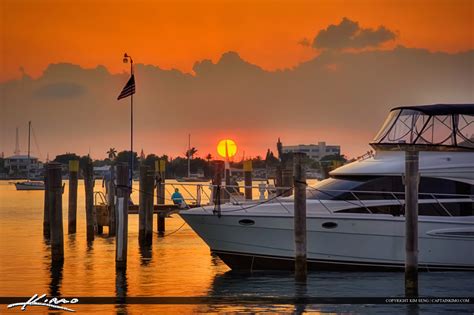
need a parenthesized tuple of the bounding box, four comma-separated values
(27, 121, 31, 180)
(14, 127, 20, 155)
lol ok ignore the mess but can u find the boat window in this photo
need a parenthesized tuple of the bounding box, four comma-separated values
(334, 202, 473, 216)
(441, 202, 474, 216)
(335, 205, 403, 216)
(418, 203, 450, 216)
(308, 176, 473, 200)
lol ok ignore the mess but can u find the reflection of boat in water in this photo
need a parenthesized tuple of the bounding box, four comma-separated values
(181, 104, 474, 271)
(15, 181, 45, 190)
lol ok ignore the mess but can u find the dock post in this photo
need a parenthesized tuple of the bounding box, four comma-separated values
(83, 160, 95, 242)
(404, 150, 419, 297)
(243, 160, 253, 200)
(158, 213, 165, 235)
(47, 162, 64, 262)
(293, 152, 307, 282)
(155, 159, 166, 205)
(116, 163, 129, 270)
(68, 160, 79, 234)
(43, 170, 50, 239)
(139, 165, 154, 245)
(223, 168, 230, 202)
(212, 161, 224, 203)
(282, 167, 293, 197)
(196, 184, 202, 206)
(108, 165, 116, 237)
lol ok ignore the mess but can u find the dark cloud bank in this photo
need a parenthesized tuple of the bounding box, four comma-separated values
(1, 46, 473, 158)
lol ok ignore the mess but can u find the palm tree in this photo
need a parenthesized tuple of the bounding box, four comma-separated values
(107, 147, 117, 160)
(205, 153, 212, 163)
(185, 147, 198, 159)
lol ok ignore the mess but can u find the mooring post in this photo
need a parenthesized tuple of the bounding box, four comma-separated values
(83, 160, 95, 242)
(158, 213, 166, 235)
(108, 165, 116, 237)
(196, 184, 202, 206)
(282, 166, 293, 197)
(139, 165, 154, 245)
(47, 162, 64, 262)
(43, 170, 50, 239)
(68, 160, 79, 234)
(405, 150, 419, 297)
(223, 167, 230, 202)
(293, 152, 307, 282)
(244, 160, 253, 200)
(155, 159, 166, 205)
(116, 163, 129, 270)
(212, 161, 224, 204)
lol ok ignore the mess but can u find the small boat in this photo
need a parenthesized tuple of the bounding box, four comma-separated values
(15, 121, 45, 191)
(15, 181, 45, 190)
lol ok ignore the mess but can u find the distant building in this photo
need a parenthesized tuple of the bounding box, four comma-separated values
(282, 141, 340, 161)
(4, 155, 43, 178)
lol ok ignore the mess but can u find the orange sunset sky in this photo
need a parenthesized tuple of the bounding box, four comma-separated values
(1, 0, 473, 159)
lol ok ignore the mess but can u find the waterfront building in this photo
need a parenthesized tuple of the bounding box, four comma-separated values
(4, 155, 43, 178)
(282, 142, 340, 161)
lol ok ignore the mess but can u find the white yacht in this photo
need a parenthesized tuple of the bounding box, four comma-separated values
(180, 104, 474, 271)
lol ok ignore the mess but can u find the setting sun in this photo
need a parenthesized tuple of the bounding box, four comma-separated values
(217, 139, 237, 158)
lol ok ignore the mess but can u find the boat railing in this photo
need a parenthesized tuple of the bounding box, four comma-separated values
(135, 182, 472, 216)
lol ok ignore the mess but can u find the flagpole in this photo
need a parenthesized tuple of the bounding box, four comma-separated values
(123, 53, 134, 189)
(130, 59, 134, 188)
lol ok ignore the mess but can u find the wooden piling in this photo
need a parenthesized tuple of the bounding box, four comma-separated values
(47, 162, 64, 262)
(212, 161, 224, 204)
(282, 167, 293, 197)
(83, 160, 95, 242)
(108, 165, 116, 237)
(293, 152, 307, 282)
(43, 171, 50, 239)
(155, 159, 166, 205)
(158, 213, 165, 235)
(116, 163, 129, 270)
(139, 165, 154, 245)
(68, 160, 79, 234)
(223, 168, 230, 202)
(243, 160, 253, 200)
(404, 150, 419, 297)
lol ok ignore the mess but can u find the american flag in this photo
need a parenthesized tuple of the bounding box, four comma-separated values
(117, 75, 135, 100)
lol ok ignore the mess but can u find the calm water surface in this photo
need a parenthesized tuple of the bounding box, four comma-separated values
(0, 180, 472, 314)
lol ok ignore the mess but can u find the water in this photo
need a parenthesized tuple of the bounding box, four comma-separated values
(0, 180, 472, 314)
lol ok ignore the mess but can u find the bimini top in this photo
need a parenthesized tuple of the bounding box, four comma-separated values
(371, 104, 474, 151)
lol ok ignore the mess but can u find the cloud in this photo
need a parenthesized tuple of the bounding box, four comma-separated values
(34, 82, 85, 99)
(312, 17, 396, 50)
(0, 48, 472, 160)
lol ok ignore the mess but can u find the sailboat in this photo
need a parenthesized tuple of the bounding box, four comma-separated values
(15, 121, 45, 190)
(177, 134, 207, 182)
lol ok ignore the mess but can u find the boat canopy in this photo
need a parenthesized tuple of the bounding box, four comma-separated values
(371, 104, 474, 151)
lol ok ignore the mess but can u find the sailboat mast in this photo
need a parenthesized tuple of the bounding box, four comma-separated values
(187, 134, 191, 178)
(27, 121, 31, 180)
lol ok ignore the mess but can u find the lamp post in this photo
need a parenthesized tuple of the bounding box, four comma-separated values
(123, 53, 134, 188)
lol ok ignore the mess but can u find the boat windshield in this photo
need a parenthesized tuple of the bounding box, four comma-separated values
(371, 105, 474, 151)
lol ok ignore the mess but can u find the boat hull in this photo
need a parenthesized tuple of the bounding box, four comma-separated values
(180, 212, 474, 271)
